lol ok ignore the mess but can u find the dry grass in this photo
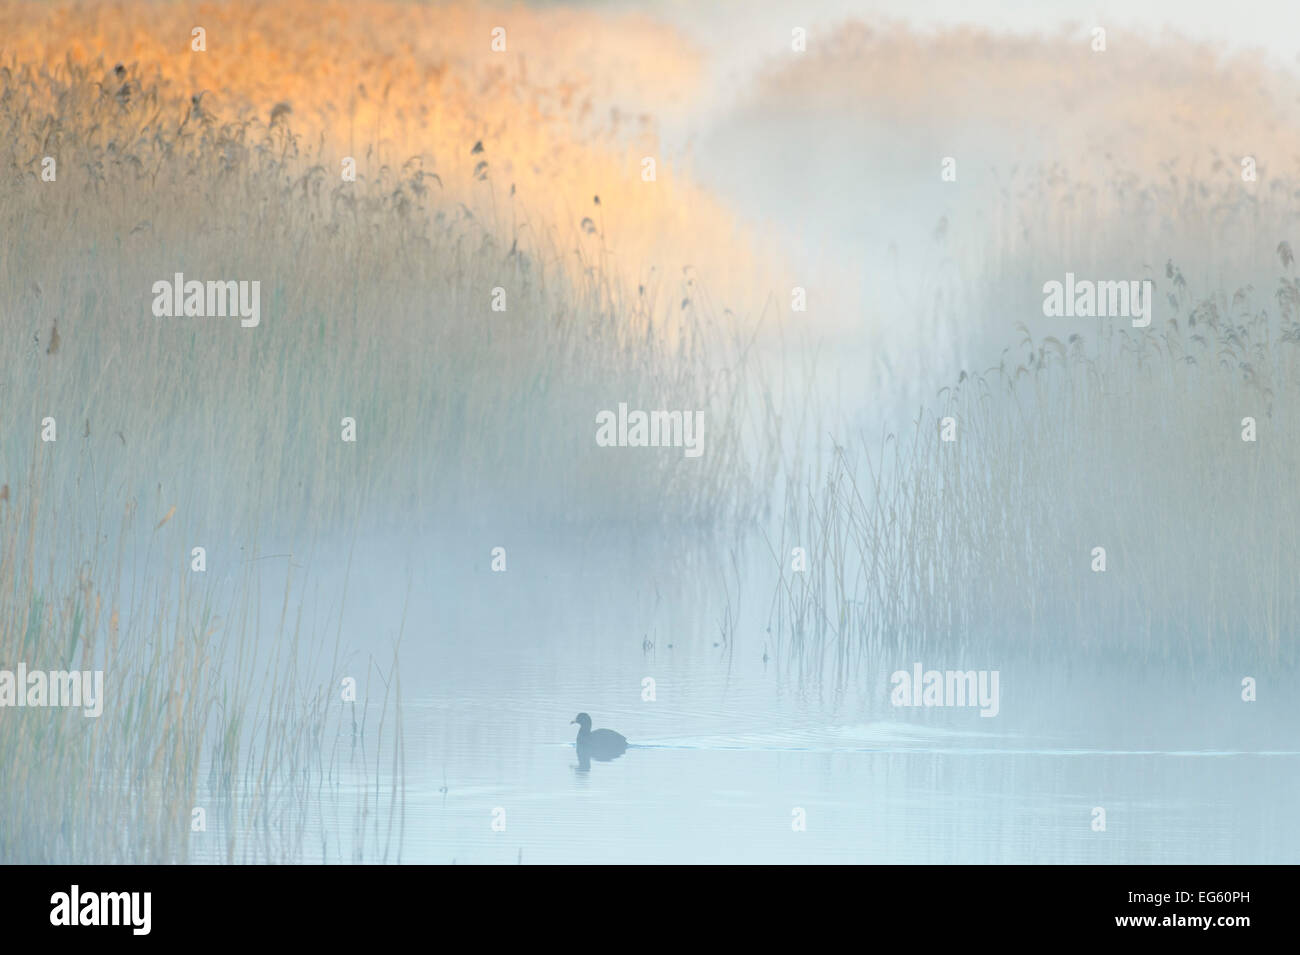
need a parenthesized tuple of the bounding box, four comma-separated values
(741, 22, 1300, 671)
(0, 4, 781, 540)
(0, 461, 407, 863)
(771, 262, 1300, 670)
(2, 0, 778, 317)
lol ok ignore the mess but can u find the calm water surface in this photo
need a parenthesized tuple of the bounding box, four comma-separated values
(272, 534, 1300, 864)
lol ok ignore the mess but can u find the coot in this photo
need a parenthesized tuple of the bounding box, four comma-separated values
(571, 713, 628, 761)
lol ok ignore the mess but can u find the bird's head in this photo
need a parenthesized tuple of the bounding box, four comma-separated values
(571, 713, 592, 730)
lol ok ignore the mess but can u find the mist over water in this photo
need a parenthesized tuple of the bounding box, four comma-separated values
(292, 526, 1300, 863)
(3, 0, 1298, 865)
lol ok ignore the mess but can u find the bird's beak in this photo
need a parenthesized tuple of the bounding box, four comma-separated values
(570, 719, 577, 725)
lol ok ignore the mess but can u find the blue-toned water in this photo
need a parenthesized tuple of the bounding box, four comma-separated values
(201, 536, 1300, 864)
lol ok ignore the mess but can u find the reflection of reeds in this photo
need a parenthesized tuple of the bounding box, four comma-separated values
(772, 268, 1300, 672)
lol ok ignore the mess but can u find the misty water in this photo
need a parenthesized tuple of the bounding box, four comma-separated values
(190, 530, 1298, 864)
(195, 3, 1300, 865)
(9, 0, 1300, 868)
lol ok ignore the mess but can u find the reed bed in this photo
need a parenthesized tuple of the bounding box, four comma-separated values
(746, 21, 1300, 671)
(0, 449, 406, 863)
(0, 0, 779, 862)
(770, 259, 1300, 670)
(0, 51, 774, 537)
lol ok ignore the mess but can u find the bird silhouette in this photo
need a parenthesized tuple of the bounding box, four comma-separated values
(571, 713, 627, 763)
